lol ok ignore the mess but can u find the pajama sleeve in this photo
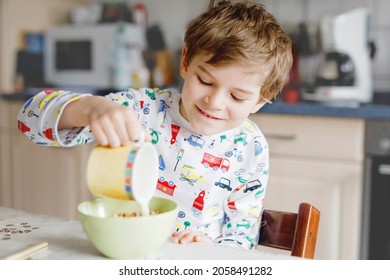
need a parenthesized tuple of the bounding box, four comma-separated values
(16, 90, 93, 147)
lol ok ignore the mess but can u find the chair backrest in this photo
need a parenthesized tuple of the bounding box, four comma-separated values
(258, 203, 320, 259)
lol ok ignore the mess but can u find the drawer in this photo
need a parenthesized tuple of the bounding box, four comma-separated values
(249, 114, 365, 161)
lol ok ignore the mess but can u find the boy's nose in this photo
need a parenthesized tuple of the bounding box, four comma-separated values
(204, 90, 225, 109)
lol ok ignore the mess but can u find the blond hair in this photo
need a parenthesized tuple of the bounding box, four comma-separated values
(184, 0, 292, 102)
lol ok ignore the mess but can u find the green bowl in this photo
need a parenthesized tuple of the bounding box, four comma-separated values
(77, 196, 178, 259)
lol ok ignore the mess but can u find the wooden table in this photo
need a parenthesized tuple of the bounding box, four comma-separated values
(0, 207, 298, 260)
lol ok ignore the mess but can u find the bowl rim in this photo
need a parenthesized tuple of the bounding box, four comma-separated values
(77, 196, 178, 220)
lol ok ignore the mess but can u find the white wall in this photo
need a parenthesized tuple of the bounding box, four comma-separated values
(131, 0, 206, 50)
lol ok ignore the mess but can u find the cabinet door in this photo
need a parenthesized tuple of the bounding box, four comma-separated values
(264, 155, 363, 260)
(11, 134, 94, 219)
(0, 99, 12, 207)
(0, 132, 12, 207)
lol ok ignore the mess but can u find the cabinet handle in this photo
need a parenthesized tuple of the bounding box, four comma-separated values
(265, 133, 296, 141)
(379, 164, 390, 175)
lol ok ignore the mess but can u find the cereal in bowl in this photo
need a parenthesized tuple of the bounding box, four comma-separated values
(113, 210, 160, 217)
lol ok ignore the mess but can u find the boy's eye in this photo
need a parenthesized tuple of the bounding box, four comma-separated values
(231, 94, 245, 102)
(198, 76, 212, 86)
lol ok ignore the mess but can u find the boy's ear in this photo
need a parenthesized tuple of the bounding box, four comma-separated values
(180, 46, 188, 79)
(250, 101, 266, 114)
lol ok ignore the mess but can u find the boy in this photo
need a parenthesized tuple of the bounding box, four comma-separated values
(17, 0, 292, 249)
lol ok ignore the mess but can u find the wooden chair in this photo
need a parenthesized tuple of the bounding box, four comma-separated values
(258, 203, 320, 259)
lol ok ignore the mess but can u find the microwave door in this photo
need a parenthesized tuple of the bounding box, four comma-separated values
(55, 41, 92, 71)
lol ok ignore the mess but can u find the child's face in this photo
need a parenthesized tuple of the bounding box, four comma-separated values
(179, 47, 266, 136)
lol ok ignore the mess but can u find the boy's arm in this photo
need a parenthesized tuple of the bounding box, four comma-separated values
(17, 90, 94, 147)
(17, 90, 144, 148)
(17, 91, 142, 147)
(58, 95, 104, 130)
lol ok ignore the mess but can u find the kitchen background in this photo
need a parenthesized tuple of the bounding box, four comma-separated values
(1, 0, 390, 93)
(1, 0, 390, 261)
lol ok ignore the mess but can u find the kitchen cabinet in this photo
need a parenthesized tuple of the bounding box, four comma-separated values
(0, 98, 12, 207)
(250, 114, 365, 260)
(1, 100, 94, 219)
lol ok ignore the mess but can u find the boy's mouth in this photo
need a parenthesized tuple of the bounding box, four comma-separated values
(196, 106, 222, 120)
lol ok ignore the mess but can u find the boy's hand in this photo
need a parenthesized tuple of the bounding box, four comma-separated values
(171, 230, 213, 244)
(59, 96, 148, 148)
(88, 99, 145, 148)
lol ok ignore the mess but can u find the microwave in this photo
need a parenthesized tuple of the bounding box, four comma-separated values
(44, 23, 146, 89)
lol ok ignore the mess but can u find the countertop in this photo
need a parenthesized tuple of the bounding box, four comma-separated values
(260, 101, 390, 120)
(0, 207, 297, 260)
(3, 90, 390, 121)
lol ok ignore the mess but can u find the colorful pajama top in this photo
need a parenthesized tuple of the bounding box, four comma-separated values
(17, 88, 269, 249)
